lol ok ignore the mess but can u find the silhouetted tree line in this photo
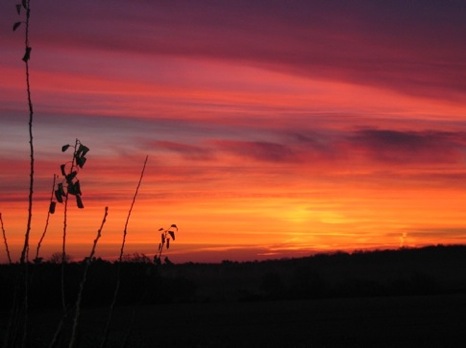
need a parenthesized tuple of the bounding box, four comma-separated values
(1, 245, 466, 309)
(174, 244, 466, 302)
(0, 258, 196, 310)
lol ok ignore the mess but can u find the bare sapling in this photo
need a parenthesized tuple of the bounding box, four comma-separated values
(34, 174, 58, 263)
(0, 213, 12, 264)
(154, 224, 178, 266)
(54, 139, 90, 311)
(3, 2, 35, 347)
(100, 155, 148, 348)
(47, 140, 90, 348)
(69, 207, 109, 348)
(14, 0, 34, 266)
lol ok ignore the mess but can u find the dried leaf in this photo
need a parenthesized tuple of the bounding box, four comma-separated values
(76, 195, 84, 209)
(158, 227, 164, 231)
(16, 4, 21, 15)
(76, 144, 90, 157)
(170, 224, 178, 229)
(22, 46, 31, 62)
(13, 21, 21, 31)
(74, 180, 82, 195)
(76, 156, 87, 168)
(168, 231, 175, 241)
(22, 0, 27, 9)
(61, 144, 70, 152)
(65, 171, 77, 183)
(57, 183, 65, 196)
(166, 238, 170, 249)
(60, 164, 66, 177)
(68, 180, 81, 196)
(55, 190, 63, 203)
(49, 201, 56, 214)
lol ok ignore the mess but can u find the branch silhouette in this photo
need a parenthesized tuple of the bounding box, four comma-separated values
(19, 0, 34, 265)
(0, 213, 12, 264)
(100, 155, 148, 348)
(69, 207, 109, 348)
(34, 174, 58, 263)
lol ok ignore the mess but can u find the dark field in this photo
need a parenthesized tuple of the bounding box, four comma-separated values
(17, 294, 466, 347)
(2, 245, 466, 347)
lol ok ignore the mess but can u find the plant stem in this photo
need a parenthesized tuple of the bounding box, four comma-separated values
(118, 155, 148, 261)
(0, 213, 12, 264)
(61, 192, 69, 312)
(35, 174, 57, 261)
(15, 2, 34, 347)
(61, 139, 79, 313)
(69, 207, 108, 348)
(100, 155, 148, 348)
(20, 0, 34, 265)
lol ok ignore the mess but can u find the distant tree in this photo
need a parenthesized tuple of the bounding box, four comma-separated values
(122, 252, 151, 263)
(49, 251, 71, 264)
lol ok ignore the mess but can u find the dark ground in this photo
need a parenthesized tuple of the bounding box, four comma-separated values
(4, 293, 464, 347)
(2, 245, 466, 347)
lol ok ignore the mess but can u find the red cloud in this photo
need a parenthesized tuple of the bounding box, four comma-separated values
(214, 140, 297, 163)
(349, 129, 466, 164)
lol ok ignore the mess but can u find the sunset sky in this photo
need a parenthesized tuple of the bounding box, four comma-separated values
(1, 0, 466, 263)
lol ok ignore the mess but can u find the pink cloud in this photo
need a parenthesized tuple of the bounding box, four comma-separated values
(11, 0, 464, 102)
(214, 140, 297, 163)
(149, 140, 214, 161)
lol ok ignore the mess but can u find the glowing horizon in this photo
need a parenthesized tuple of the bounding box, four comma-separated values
(1, 1, 466, 263)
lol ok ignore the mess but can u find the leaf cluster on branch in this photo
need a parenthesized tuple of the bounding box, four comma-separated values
(52, 140, 90, 212)
(155, 224, 178, 265)
(13, 0, 31, 62)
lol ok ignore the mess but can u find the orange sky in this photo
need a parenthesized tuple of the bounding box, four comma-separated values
(1, 1, 466, 263)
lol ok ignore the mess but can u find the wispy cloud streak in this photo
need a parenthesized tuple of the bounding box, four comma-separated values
(1, 1, 466, 262)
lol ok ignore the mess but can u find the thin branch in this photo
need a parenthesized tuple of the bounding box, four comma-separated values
(17, 2, 34, 347)
(35, 174, 58, 261)
(20, 0, 34, 265)
(60, 191, 69, 312)
(69, 207, 109, 348)
(48, 306, 72, 348)
(100, 155, 148, 348)
(0, 213, 12, 264)
(61, 139, 79, 313)
(119, 155, 149, 261)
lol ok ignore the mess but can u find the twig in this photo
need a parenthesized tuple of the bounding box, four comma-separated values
(61, 190, 69, 312)
(61, 139, 79, 312)
(20, 0, 34, 265)
(48, 306, 72, 348)
(0, 212, 12, 264)
(118, 155, 149, 262)
(69, 207, 109, 348)
(16, 2, 34, 347)
(100, 155, 148, 348)
(35, 174, 58, 261)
